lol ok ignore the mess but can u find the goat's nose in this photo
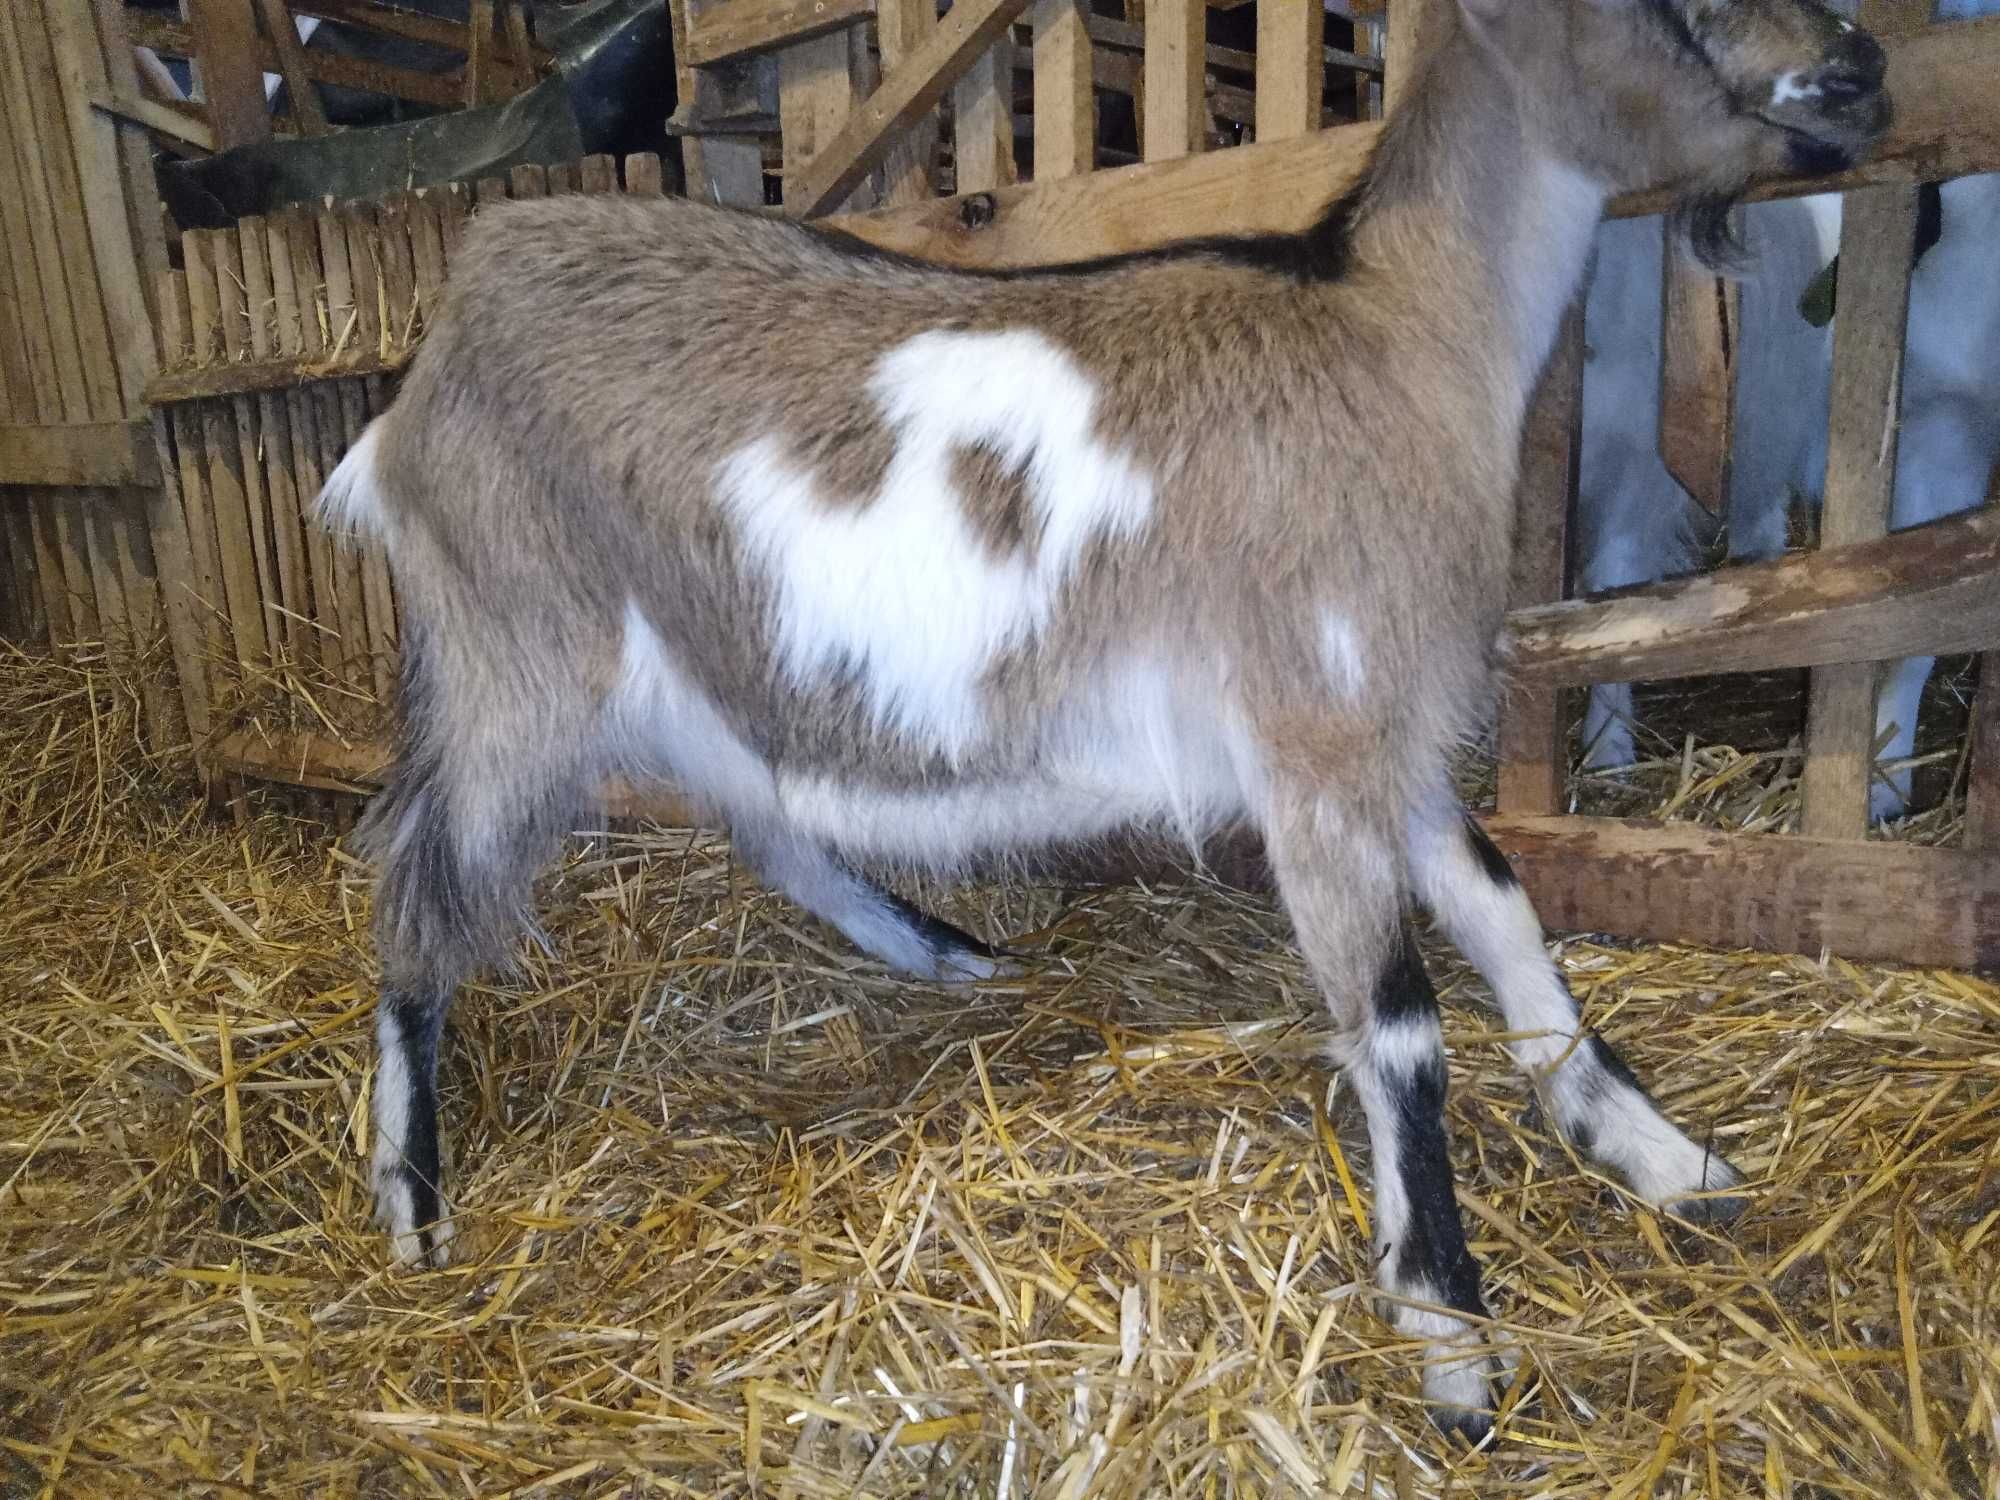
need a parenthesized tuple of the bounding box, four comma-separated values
(1815, 28, 1886, 98)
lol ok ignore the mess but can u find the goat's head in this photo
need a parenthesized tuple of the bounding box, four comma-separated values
(1463, 0, 1892, 254)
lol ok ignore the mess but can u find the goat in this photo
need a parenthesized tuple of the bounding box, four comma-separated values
(1577, 0, 1999, 816)
(320, 0, 1890, 1436)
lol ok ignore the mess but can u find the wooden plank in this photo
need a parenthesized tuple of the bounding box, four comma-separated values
(508, 162, 549, 198)
(273, 209, 346, 673)
(779, 30, 866, 208)
(952, 40, 1016, 194)
(212, 225, 288, 665)
(1, 507, 44, 642)
(837, 16, 2000, 269)
(1659, 233, 1735, 516)
(46, 0, 160, 415)
(665, 0, 767, 208)
(1800, 183, 1919, 840)
(784, 0, 1031, 216)
(0, 85, 65, 430)
(1505, 507, 2000, 688)
(579, 153, 617, 194)
(239, 213, 313, 667)
(314, 211, 375, 691)
(1254, 0, 1321, 143)
(187, 229, 272, 671)
(0, 13, 98, 427)
(1484, 815, 2000, 973)
(147, 412, 213, 739)
(623, 152, 665, 195)
(132, 14, 466, 110)
(876, 0, 937, 205)
(254, 0, 330, 135)
(0, 423, 152, 487)
(1967, 656, 2000, 851)
(48, 495, 102, 642)
(406, 194, 448, 330)
(144, 345, 410, 404)
(23, 497, 74, 645)
(1032, 0, 1093, 181)
(288, 0, 549, 60)
(684, 0, 875, 66)
(1495, 307, 1581, 817)
(466, 0, 494, 107)
(86, 90, 219, 152)
(185, 0, 274, 148)
(1141, 0, 1203, 162)
(157, 270, 232, 684)
(80, 488, 133, 654)
(830, 110, 1376, 266)
(350, 207, 401, 702)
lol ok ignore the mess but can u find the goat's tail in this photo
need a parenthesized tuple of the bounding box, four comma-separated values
(358, 619, 594, 994)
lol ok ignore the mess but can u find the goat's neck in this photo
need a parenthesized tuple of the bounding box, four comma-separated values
(1353, 27, 1607, 414)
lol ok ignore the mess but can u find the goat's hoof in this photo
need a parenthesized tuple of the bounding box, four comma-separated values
(1663, 1157, 1750, 1226)
(374, 1169, 456, 1269)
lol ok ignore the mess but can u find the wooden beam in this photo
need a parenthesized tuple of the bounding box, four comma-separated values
(130, 15, 465, 109)
(1800, 182, 1919, 839)
(1658, 228, 1735, 517)
(784, 0, 1032, 218)
(185, 0, 273, 148)
(288, 0, 548, 58)
(1484, 815, 2000, 973)
(254, 0, 330, 134)
(1141, 0, 1203, 161)
(0, 422, 154, 487)
(1505, 507, 2000, 689)
(89, 90, 219, 151)
(1032, 0, 1093, 181)
(1495, 307, 1581, 816)
(685, 0, 876, 67)
(830, 15, 2000, 265)
(1254, 0, 1321, 143)
(876, 0, 939, 205)
(952, 40, 1016, 194)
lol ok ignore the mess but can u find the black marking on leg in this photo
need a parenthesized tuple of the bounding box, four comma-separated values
(1375, 926, 1486, 1320)
(880, 889, 998, 965)
(385, 987, 449, 1249)
(1461, 813, 1521, 891)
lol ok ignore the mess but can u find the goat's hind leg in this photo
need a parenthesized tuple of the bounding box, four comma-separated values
(1406, 788, 1746, 1221)
(1264, 790, 1506, 1437)
(362, 676, 591, 1265)
(734, 824, 1005, 982)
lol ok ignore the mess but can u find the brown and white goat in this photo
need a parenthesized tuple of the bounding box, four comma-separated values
(321, 0, 1890, 1436)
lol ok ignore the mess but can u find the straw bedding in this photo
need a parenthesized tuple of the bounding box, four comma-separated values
(3, 644, 1996, 1498)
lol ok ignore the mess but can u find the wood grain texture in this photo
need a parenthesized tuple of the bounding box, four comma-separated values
(1254, 0, 1321, 143)
(1495, 308, 1582, 817)
(781, 0, 1028, 215)
(1506, 507, 2000, 687)
(1032, 0, 1093, 181)
(184, 0, 274, 147)
(685, 0, 874, 66)
(1659, 235, 1735, 517)
(952, 40, 1017, 195)
(1800, 183, 1919, 839)
(877, 0, 939, 204)
(1141, 0, 1203, 161)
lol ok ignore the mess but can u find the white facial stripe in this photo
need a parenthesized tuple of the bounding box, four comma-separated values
(716, 329, 1155, 758)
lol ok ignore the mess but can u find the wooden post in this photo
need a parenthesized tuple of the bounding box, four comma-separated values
(781, 29, 871, 210)
(1799, 184, 1918, 839)
(1255, 0, 1322, 142)
(1495, 306, 1583, 816)
(1384, 0, 1445, 115)
(1659, 226, 1737, 517)
(667, 0, 770, 208)
(185, 0, 275, 147)
(1032, 0, 1093, 180)
(1141, 0, 1203, 161)
(954, 40, 1017, 192)
(879, 0, 940, 204)
(254, 0, 330, 134)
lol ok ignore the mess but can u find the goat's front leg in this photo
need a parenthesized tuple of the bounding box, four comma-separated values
(1264, 788, 1506, 1439)
(1406, 783, 1746, 1220)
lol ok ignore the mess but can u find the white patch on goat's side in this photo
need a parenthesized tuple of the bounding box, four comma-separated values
(1318, 610, 1368, 701)
(613, 599, 780, 823)
(715, 329, 1155, 758)
(316, 418, 392, 540)
(777, 657, 1249, 870)
(1769, 70, 1822, 107)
